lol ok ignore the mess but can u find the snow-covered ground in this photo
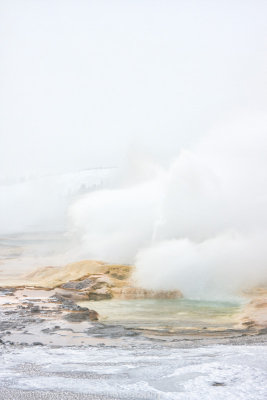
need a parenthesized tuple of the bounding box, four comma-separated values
(0, 344, 266, 400)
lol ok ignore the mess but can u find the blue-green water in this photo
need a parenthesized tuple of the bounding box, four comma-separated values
(79, 298, 243, 331)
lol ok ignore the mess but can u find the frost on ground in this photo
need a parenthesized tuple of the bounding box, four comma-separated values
(0, 344, 266, 400)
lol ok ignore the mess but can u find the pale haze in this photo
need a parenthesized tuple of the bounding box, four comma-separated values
(1, 1, 267, 297)
(1, 0, 266, 179)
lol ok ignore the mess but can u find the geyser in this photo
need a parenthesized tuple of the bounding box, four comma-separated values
(69, 115, 267, 298)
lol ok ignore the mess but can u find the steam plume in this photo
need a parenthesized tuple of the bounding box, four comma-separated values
(69, 115, 267, 298)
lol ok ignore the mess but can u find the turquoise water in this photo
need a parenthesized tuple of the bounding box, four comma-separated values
(79, 298, 242, 331)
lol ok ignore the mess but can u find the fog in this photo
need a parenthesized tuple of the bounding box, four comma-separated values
(69, 115, 267, 298)
(1, 1, 267, 297)
(1, 1, 266, 179)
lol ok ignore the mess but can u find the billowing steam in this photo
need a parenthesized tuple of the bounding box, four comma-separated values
(69, 115, 267, 298)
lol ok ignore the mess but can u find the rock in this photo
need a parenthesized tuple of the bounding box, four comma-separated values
(236, 288, 267, 331)
(49, 293, 89, 311)
(61, 299, 89, 312)
(259, 327, 267, 335)
(110, 273, 127, 280)
(88, 287, 112, 301)
(92, 276, 112, 286)
(30, 306, 40, 313)
(50, 291, 88, 302)
(105, 265, 132, 280)
(88, 292, 112, 300)
(0, 288, 16, 296)
(61, 278, 92, 290)
(64, 310, 99, 322)
(23, 260, 107, 288)
(32, 342, 44, 346)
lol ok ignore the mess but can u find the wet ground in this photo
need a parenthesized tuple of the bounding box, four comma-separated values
(0, 224, 267, 398)
(0, 287, 267, 399)
(0, 287, 264, 348)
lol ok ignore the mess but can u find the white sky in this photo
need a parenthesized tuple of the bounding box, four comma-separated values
(0, 0, 266, 179)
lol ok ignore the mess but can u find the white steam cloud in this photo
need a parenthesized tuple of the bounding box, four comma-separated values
(69, 115, 267, 298)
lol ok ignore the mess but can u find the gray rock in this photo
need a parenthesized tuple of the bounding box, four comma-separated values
(61, 278, 92, 290)
(61, 299, 89, 312)
(0, 288, 16, 296)
(30, 306, 40, 313)
(49, 294, 68, 302)
(63, 310, 98, 322)
(88, 293, 112, 300)
(50, 292, 89, 302)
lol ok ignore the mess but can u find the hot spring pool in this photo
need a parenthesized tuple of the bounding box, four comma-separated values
(78, 298, 243, 331)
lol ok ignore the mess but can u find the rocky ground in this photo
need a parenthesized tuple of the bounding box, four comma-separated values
(0, 286, 145, 347)
(0, 260, 266, 348)
(236, 287, 267, 331)
(0, 260, 181, 348)
(0, 261, 267, 400)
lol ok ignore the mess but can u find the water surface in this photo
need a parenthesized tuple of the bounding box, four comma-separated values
(79, 298, 242, 332)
